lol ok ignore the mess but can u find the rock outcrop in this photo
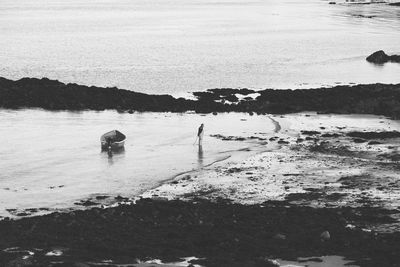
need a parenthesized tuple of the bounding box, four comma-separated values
(2, 77, 400, 118)
(0, 198, 399, 266)
(366, 50, 400, 64)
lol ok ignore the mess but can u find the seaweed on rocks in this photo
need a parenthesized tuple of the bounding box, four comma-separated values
(301, 130, 321, 136)
(347, 131, 400, 139)
(2, 77, 400, 118)
(0, 77, 198, 112)
(0, 199, 400, 267)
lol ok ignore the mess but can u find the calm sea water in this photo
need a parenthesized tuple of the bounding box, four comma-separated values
(0, 0, 400, 94)
(0, 110, 275, 215)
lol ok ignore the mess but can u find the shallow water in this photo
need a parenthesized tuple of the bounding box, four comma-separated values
(1, 0, 400, 94)
(0, 109, 275, 216)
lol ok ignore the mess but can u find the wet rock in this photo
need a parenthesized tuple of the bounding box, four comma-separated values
(210, 134, 260, 141)
(305, 137, 315, 141)
(321, 133, 340, 138)
(75, 200, 97, 206)
(301, 130, 321, 135)
(95, 195, 109, 200)
(353, 138, 367, 143)
(378, 152, 400, 161)
(353, 14, 376, 19)
(320, 231, 331, 241)
(389, 2, 400, 6)
(115, 195, 129, 201)
(6, 209, 17, 213)
(227, 167, 243, 173)
(366, 50, 400, 64)
(0, 77, 198, 113)
(0, 199, 400, 266)
(152, 196, 169, 202)
(368, 140, 382, 145)
(3, 77, 400, 118)
(347, 131, 400, 139)
(5, 258, 33, 267)
(254, 258, 280, 267)
(298, 257, 323, 263)
(273, 233, 287, 241)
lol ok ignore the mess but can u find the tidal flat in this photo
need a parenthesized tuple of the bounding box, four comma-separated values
(1, 112, 400, 266)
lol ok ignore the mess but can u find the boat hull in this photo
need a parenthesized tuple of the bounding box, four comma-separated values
(100, 130, 126, 151)
(101, 140, 125, 150)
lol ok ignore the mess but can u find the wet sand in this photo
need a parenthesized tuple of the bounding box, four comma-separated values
(144, 113, 400, 212)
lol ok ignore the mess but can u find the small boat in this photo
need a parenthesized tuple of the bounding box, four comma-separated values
(100, 130, 126, 151)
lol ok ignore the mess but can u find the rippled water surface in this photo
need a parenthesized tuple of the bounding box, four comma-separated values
(1, 0, 400, 94)
(0, 109, 275, 215)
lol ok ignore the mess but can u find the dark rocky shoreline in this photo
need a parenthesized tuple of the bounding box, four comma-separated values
(2, 77, 400, 118)
(1, 198, 399, 267)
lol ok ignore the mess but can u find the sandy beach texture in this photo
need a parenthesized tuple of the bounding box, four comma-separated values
(144, 113, 400, 212)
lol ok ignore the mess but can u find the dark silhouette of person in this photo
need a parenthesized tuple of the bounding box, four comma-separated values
(197, 123, 204, 145)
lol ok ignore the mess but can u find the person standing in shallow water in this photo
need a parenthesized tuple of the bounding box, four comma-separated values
(197, 123, 204, 145)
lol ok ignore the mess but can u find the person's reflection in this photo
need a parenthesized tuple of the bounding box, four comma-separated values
(197, 144, 204, 167)
(107, 151, 114, 165)
(106, 147, 125, 165)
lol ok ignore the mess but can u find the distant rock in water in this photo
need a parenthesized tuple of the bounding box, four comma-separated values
(389, 2, 400, 6)
(366, 50, 400, 64)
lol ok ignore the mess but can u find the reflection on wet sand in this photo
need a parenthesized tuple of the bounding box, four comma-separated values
(197, 145, 204, 168)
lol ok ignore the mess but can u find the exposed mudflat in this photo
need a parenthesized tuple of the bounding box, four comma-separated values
(145, 113, 400, 214)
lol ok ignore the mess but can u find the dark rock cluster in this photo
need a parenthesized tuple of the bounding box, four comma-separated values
(347, 131, 400, 139)
(366, 50, 400, 64)
(0, 198, 399, 267)
(0, 77, 197, 112)
(2, 77, 400, 118)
